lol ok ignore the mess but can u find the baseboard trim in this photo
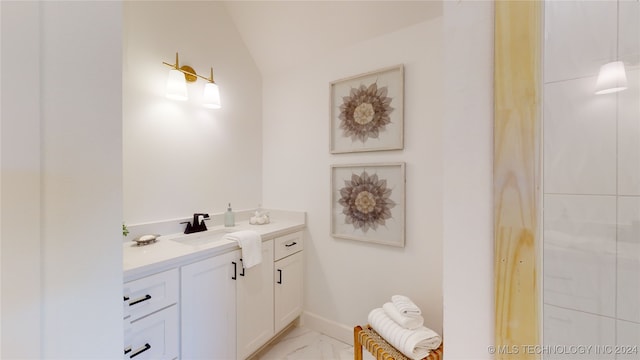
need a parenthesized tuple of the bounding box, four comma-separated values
(300, 311, 353, 345)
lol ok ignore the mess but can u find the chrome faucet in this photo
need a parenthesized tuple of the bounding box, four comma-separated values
(181, 213, 210, 234)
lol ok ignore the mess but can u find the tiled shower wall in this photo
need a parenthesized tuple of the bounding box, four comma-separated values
(543, 1, 640, 358)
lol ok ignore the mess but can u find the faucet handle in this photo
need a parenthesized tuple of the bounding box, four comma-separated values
(181, 221, 193, 234)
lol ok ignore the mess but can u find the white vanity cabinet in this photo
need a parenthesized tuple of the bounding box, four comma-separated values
(273, 231, 304, 334)
(236, 240, 275, 359)
(236, 232, 304, 359)
(123, 222, 306, 360)
(181, 249, 240, 360)
(123, 268, 179, 360)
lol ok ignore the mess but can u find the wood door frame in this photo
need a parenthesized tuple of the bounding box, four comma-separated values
(494, 1, 542, 358)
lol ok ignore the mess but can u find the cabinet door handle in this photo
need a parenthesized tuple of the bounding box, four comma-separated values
(285, 242, 297, 247)
(124, 346, 132, 355)
(239, 259, 245, 277)
(277, 269, 282, 284)
(129, 343, 151, 358)
(232, 261, 237, 280)
(128, 294, 151, 306)
(123, 296, 130, 302)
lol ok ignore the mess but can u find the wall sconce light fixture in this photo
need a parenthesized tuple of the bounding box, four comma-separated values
(595, 61, 628, 95)
(163, 52, 221, 109)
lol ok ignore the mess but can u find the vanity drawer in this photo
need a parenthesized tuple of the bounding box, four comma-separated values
(124, 268, 179, 322)
(123, 305, 178, 360)
(274, 231, 304, 261)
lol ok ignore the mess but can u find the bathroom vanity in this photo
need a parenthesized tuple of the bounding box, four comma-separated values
(122, 212, 305, 360)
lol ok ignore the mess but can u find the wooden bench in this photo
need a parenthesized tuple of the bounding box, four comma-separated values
(354, 325, 443, 360)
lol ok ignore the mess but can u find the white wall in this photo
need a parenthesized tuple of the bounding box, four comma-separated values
(1, 1, 123, 358)
(442, 1, 494, 359)
(1, 3, 2, 353)
(1, 2, 41, 358)
(123, 1, 263, 225)
(39, 2, 124, 357)
(0, 1, 499, 358)
(262, 19, 444, 340)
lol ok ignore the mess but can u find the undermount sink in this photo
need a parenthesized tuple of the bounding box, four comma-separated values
(169, 228, 235, 247)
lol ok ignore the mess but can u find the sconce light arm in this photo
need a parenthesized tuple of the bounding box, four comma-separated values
(162, 52, 217, 84)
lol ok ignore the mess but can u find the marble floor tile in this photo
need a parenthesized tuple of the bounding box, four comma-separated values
(339, 347, 376, 360)
(251, 326, 353, 360)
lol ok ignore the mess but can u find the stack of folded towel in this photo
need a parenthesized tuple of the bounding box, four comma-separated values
(367, 295, 442, 360)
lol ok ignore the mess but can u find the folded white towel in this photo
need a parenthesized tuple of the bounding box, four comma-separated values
(391, 295, 422, 318)
(383, 302, 424, 330)
(223, 230, 262, 268)
(368, 308, 442, 360)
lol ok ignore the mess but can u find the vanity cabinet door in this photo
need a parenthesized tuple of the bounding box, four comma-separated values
(274, 251, 303, 334)
(181, 250, 239, 360)
(236, 240, 275, 359)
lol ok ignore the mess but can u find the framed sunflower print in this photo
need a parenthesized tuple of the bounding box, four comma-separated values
(331, 162, 405, 247)
(330, 65, 404, 154)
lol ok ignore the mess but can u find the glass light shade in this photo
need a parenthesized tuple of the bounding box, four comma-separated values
(203, 82, 221, 109)
(595, 61, 628, 95)
(166, 69, 188, 101)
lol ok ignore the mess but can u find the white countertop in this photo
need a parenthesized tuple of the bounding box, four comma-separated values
(123, 216, 305, 282)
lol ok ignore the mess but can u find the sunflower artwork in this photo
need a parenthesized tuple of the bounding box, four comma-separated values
(331, 163, 405, 247)
(330, 65, 404, 153)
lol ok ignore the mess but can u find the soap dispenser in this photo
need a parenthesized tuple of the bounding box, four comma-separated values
(224, 203, 235, 227)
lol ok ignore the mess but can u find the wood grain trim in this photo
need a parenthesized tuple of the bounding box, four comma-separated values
(494, 1, 542, 358)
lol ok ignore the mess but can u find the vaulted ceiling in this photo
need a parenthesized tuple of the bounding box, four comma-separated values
(223, 1, 443, 75)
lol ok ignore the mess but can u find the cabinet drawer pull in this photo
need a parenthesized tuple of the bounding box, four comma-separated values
(123, 296, 130, 302)
(277, 269, 282, 284)
(129, 343, 151, 358)
(285, 242, 297, 247)
(232, 261, 237, 280)
(128, 294, 151, 306)
(124, 346, 132, 355)
(239, 259, 245, 277)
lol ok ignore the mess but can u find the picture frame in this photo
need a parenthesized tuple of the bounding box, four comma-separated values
(330, 162, 405, 247)
(330, 65, 404, 154)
